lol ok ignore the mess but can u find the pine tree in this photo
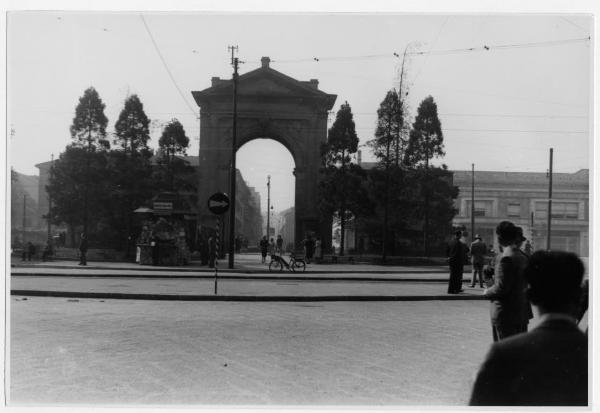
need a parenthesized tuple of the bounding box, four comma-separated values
(318, 102, 369, 255)
(68, 87, 110, 238)
(367, 89, 407, 260)
(70, 87, 109, 151)
(108, 94, 154, 254)
(404, 96, 448, 255)
(114, 94, 151, 155)
(404, 96, 444, 168)
(157, 119, 191, 192)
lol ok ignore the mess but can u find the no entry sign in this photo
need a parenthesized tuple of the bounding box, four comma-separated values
(207, 192, 230, 215)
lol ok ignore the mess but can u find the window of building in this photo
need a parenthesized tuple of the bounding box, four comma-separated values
(552, 202, 579, 219)
(507, 203, 520, 218)
(535, 201, 579, 220)
(466, 200, 493, 217)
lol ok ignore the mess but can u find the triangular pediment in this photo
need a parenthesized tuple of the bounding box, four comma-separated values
(192, 60, 336, 110)
(237, 74, 302, 96)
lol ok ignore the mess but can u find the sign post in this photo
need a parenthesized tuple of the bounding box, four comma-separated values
(208, 193, 230, 295)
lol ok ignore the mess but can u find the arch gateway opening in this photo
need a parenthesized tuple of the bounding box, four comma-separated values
(192, 56, 337, 252)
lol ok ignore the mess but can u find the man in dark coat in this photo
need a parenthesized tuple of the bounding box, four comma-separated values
(78, 233, 88, 266)
(208, 235, 216, 268)
(470, 250, 587, 406)
(446, 230, 467, 294)
(469, 234, 487, 288)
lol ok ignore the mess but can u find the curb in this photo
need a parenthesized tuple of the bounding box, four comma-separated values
(11, 265, 449, 275)
(11, 272, 456, 283)
(11, 290, 487, 302)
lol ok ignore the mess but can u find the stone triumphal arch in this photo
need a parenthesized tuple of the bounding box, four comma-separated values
(192, 57, 337, 249)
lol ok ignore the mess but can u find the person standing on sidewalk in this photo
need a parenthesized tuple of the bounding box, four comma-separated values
(470, 235, 487, 288)
(483, 221, 533, 342)
(78, 233, 88, 266)
(276, 235, 284, 254)
(446, 230, 467, 294)
(259, 236, 269, 264)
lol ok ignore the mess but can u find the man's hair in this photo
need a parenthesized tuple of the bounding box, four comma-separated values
(524, 250, 584, 313)
(496, 221, 521, 246)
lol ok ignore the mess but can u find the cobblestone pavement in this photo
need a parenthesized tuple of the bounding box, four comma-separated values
(9, 296, 545, 406)
(11, 276, 487, 297)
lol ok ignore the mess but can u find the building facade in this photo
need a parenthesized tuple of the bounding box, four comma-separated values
(452, 169, 589, 256)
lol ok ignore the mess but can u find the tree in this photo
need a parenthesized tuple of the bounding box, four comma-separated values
(367, 89, 407, 260)
(108, 94, 154, 254)
(404, 96, 444, 168)
(158, 119, 190, 191)
(114, 94, 151, 155)
(404, 96, 446, 255)
(318, 102, 370, 255)
(369, 89, 407, 167)
(69, 86, 110, 238)
(70, 87, 110, 151)
(47, 145, 110, 246)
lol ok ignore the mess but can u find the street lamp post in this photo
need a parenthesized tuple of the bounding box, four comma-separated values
(266, 175, 271, 238)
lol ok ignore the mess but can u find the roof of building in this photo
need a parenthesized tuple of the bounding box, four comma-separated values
(192, 56, 336, 109)
(452, 169, 589, 186)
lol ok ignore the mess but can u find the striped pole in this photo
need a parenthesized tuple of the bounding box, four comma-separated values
(215, 217, 220, 294)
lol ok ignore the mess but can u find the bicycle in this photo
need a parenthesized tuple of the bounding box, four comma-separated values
(269, 253, 306, 272)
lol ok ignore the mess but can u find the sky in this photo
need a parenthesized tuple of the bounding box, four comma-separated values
(6, 11, 594, 213)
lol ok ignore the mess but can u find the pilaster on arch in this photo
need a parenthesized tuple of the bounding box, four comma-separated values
(192, 56, 336, 249)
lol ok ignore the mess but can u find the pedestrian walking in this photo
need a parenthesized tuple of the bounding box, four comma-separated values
(483, 221, 533, 342)
(276, 235, 284, 254)
(268, 237, 276, 257)
(524, 239, 533, 256)
(446, 230, 467, 294)
(314, 237, 322, 262)
(259, 236, 269, 264)
(304, 234, 315, 264)
(78, 233, 88, 266)
(470, 250, 587, 406)
(26, 241, 36, 261)
(470, 234, 487, 288)
(150, 234, 160, 266)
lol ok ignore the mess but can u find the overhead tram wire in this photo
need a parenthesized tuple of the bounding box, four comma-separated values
(242, 36, 590, 65)
(140, 14, 198, 118)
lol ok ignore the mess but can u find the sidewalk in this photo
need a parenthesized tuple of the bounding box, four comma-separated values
(11, 252, 452, 276)
(10, 253, 489, 301)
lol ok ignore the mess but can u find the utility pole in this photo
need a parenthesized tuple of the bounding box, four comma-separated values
(22, 194, 26, 240)
(83, 115, 92, 241)
(547, 147, 553, 250)
(423, 130, 430, 256)
(47, 154, 54, 241)
(227, 45, 239, 269)
(266, 175, 271, 239)
(471, 163, 475, 242)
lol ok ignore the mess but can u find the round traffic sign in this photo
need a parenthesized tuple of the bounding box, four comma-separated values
(208, 192, 230, 215)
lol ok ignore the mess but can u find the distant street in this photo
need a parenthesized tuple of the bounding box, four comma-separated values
(11, 296, 510, 405)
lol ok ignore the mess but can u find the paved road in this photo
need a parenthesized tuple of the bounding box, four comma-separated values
(10, 296, 536, 406)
